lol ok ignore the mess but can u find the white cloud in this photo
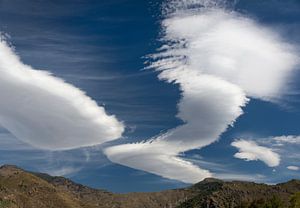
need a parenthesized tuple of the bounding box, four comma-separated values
(44, 166, 82, 177)
(0, 36, 124, 150)
(287, 166, 299, 171)
(105, 142, 211, 183)
(272, 135, 300, 146)
(231, 140, 280, 167)
(215, 173, 266, 182)
(105, 74, 246, 183)
(235, 135, 300, 172)
(105, 0, 298, 183)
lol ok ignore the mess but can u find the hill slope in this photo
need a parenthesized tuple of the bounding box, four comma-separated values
(0, 165, 299, 208)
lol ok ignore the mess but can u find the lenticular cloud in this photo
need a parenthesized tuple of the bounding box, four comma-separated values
(105, 0, 299, 183)
(231, 140, 280, 167)
(0, 37, 124, 150)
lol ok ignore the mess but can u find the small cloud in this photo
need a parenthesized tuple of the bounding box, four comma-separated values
(273, 135, 300, 145)
(44, 166, 81, 177)
(231, 140, 280, 167)
(287, 166, 299, 171)
(215, 173, 266, 182)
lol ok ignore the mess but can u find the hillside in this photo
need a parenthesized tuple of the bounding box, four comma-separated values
(0, 165, 299, 208)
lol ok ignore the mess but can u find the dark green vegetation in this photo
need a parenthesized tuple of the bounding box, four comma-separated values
(289, 192, 300, 208)
(0, 165, 299, 208)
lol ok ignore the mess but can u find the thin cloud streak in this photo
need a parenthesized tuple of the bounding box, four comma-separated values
(287, 166, 299, 171)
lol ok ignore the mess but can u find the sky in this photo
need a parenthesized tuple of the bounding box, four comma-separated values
(0, 0, 299, 193)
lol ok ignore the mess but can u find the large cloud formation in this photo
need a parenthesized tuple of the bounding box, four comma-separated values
(105, 0, 299, 183)
(0, 36, 124, 150)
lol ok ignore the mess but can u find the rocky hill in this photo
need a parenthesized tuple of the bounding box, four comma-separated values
(0, 165, 299, 208)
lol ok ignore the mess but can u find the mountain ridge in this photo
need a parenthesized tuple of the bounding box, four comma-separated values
(0, 165, 299, 208)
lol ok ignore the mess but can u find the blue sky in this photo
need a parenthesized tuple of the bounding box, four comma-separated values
(0, 0, 299, 193)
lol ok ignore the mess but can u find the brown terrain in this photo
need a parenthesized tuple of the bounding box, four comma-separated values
(0, 165, 299, 208)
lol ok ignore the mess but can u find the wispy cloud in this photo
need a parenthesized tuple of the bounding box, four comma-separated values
(287, 166, 299, 171)
(231, 140, 280, 167)
(0, 36, 124, 150)
(272, 135, 300, 146)
(43, 166, 82, 177)
(105, 0, 299, 183)
(215, 173, 266, 182)
(0, 131, 34, 151)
